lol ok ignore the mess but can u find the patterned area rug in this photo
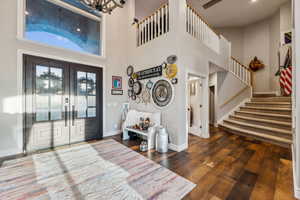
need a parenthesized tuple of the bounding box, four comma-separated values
(0, 139, 196, 200)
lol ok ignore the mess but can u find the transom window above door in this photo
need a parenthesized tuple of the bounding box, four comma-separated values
(24, 0, 102, 56)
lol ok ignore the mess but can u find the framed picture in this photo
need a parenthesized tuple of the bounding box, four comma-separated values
(281, 30, 292, 46)
(111, 89, 123, 95)
(112, 76, 122, 89)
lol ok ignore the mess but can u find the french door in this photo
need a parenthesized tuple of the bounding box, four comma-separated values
(24, 55, 103, 152)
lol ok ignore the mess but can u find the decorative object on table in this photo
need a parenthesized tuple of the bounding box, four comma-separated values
(79, 0, 126, 14)
(112, 76, 122, 89)
(131, 94, 137, 101)
(161, 62, 168, 69)
(163, 64, 178, 79)
(152, 79, 174, 108)
(131, 72, 138, 80)
(146, 80, 154, 90)
(140, 141, 148, 152)
(128, 89, 133, 97)
(141, 89, 151, 104)
(128, 78, 134, 87)
(111, 89, 123, 95)
(156, 126, 169, 153)
(133, 81, 142, 95)
(166, 55, 178, 64)
(171, 78, 178, 85)
(249, 56, 264, 72)
(136, 66, 163, 80)
(127, 65, 134, 76)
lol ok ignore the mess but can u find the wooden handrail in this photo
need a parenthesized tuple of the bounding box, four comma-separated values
(220, 86, 249, 108)
(231, 57, 250, 71)
(138, 3, 169, 25)
(186, 4, 220, 38)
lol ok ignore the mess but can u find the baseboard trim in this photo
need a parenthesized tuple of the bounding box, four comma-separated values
(168, 143, 188, 152)
(104, 130, 122, 138)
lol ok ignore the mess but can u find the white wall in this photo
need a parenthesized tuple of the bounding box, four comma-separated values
(135, 0, 167, 20)
(0, 0, 130, 157)
(216, 2, 292, 94)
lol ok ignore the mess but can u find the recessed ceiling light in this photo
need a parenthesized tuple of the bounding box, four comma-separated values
(251, 0, 258, 3)
(76, 28, 81, 32)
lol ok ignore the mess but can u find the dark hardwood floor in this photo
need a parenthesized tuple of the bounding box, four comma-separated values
(112, 127, 295, 200)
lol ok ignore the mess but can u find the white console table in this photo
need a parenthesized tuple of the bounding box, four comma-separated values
(123, 127, 156, 150)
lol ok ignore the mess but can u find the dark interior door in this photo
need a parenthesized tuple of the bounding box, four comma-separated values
(24, 55, 103, 152)
(69, 63, 103, 143)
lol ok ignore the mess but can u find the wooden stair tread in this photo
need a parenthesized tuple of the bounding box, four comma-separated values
(242, 106, 292, 111)
(231, 115, 292, 126)
(236, 111, 291, 118)
(224, 119, 292, 135)
(247, 102, 291, 105)
(220, 124, 292, 144)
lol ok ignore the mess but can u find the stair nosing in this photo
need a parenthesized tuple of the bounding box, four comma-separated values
(247, 102, 291, 105)
(224, 119, 292, 135)
(220, 124, 292, 144)
(230, 115, 292, 126)
(242, 106, 292, 111)
(236, 111, 292, 118)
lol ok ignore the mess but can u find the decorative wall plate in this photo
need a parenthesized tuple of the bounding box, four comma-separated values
(152, 79, 174, 107)
(128, 89, 133, 97)
(167, 55, 178, 64)
(136, 96, 141, 104)
(131, 94, 137, 101)
(163, 64, 178, 79)
(128, 78, 134, 87)
(127, 65, 134, 76)
(133, 81, 142, 95)
(141, 90, 151, 104)
(171, 78, 178, 84)
(131, 72, 138, 80)
(146, 80, 154, 90)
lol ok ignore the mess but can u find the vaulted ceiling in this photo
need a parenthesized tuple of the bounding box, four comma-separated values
(187, 0, 290, 27)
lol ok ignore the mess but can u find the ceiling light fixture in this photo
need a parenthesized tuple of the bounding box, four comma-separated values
(76, 28, 81, 32)
(251, 0, 258, 3)
(80, 0, 126, 14)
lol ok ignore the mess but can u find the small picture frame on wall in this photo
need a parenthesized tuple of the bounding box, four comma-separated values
(111, 89, 123, 95)
(112, 76, 122, 90)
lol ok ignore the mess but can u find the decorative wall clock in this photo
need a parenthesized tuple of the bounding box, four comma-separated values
(128, 78, 134, 87)
(127, 65, 134, 76)
(152, 79, 174, 107)
(133, 81, 142, 95)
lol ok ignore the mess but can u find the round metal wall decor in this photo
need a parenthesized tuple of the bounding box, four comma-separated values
(128, 78, 134, 87)
(127, 65, 134, 76)
(133, 81, 142, 95)
(167, 55, 178, 64)
(152, 79, 174, 107)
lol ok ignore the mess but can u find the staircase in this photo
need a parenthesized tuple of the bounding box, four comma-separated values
(219, 93, 292, 147)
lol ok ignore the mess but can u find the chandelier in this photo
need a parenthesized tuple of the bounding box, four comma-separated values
(80, 0, 126, 14)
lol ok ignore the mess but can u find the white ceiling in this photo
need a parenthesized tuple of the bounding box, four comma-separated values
(188, 0, 290, 28)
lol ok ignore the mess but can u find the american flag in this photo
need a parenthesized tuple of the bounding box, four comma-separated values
(280, 66, 292, 95)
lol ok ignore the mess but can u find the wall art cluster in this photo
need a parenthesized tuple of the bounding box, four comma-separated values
(127, 55, 179, 108)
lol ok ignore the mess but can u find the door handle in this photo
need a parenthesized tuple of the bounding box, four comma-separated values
(64, 106, 68, 127)
(72, 105, 75, 126)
